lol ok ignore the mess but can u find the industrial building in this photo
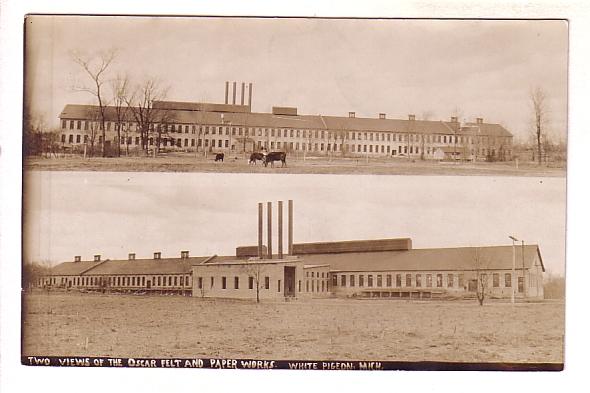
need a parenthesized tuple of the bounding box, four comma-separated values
(57, 82, 513, 161)
(35, 201, 544, 301)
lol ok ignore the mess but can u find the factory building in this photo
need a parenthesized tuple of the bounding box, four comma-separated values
(34, 201, 544, 300)
(57, 82, 513, 161)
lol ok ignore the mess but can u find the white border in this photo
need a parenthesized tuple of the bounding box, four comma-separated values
(2, 1, 589, 392)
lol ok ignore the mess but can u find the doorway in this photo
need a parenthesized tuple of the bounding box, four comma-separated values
(468, 279, 478, 292)
(284, 266, 296, 297)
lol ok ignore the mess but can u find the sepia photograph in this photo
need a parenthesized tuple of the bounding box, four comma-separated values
(19, 15, 568, 372)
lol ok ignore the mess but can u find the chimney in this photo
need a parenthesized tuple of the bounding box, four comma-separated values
(248, 82, 253, 109)
(93, 254, 101, 262)
(232, 81, 237, 105)
(128, 253, 136, 260)
(278, 201, 283, 259)
(153, 252, 161, 260)
(288, 200, 293, 255)
(181, 250, 189, 259)
(379, 113, 386, 119)
(74, 256, 81, 262)
(348, 112, 356, 118)
(451, 116, 458, 123)
(258, 202, 263, 258)
(225, 81, 229, 104)
(241, 82, 245, 106)
(476, 117, 483, 124)
(408, 114, 416, 121)
(267, 201, 272, 259)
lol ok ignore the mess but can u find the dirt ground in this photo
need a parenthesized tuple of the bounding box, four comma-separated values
(22, 292, 564, 363)
(24, 154, 566, 177)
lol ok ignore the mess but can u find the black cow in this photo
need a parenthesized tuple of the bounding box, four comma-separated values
(263, 151, 287, 167)
(214, 153, 224, 162)
(249, 152, 264, 165)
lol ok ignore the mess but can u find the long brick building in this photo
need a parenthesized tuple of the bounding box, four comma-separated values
(57, 82, 513, 161)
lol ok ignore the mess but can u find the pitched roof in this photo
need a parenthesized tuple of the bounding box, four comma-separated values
(50, 261, 104, 276)
(59, 103, 512, 138)
(301, 245, 544, 273)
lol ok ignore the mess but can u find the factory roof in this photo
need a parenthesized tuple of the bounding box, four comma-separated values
(59, 103, 512, 137)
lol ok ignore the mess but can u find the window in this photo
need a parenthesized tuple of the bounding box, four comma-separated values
(377, 275, 382, 287)
(249, 276, 254, 289)
(349, 275, 355, 287)
(405, 274, 412, 287)
(61, 119, 66, 129)
(493, 273, 500, 287)
(234, 276, 239, 289)
(222, 277, 227, 289)
(265, 276, 270, 290)
(210, 277, 215, 288)
(69, 134, 74, 143)
(436, 274, 443, 287)
(359, 275, 364, 287)
(157, 276, 161, 286)
(341, 275, 346, 287)
(426, 274, 432, 287)
(416, 274, 422, 287)
(198, 277, 203, 289)
(278, 280, 281, 292)
(174, 276, 178, 286)
(367, 275, 373, 287)
(505, 273, 512, 287)
(396, 274, 402, 287)
(458, 274, 464, 288)
(306, 280, 309, 292)
(386, 274, 392, 287)
(447, 274, 454, 287)
(332, 275, 337, 286)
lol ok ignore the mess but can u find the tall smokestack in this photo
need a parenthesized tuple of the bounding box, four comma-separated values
(225, 81, 229, 104)
(288, 200, 293, 255)
(258, 202, 263, 258)
(248, 82, 253, 109)
(232, 81, 237, 105)
(278, 201, 283, 259)
(267, 202, 272, 259)
(241, 82, 245, 106)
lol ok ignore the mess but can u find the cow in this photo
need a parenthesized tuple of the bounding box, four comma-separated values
(214, 153, 224, 162)
(263, 151, 287, 167)
(249, 152, 265, 165)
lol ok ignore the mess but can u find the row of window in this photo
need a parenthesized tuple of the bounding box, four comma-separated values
(40, 274, 191, 288)
(332, 273, 465, 289)
(194, 276, 330, 294)
(61, 120, 507, 146)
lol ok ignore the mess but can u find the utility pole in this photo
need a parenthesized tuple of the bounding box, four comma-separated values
(509, 235, 518, 304)
(521, 240, 526, 298)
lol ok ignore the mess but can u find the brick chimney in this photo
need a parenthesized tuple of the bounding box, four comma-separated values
(379, 113, 386, 119)
(181, 250, 189, 259)
(348, 112, 356, 118)
(128, 253, 136, 260)
(408, 114, 416, 121)
(153, 252, 161, 260)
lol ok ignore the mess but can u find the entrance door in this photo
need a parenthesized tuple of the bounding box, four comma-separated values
(146, 280, 151, 289)
(518, 277, 524, 293)
(468, 279, 478, 292)
(283, 266, 296, 297)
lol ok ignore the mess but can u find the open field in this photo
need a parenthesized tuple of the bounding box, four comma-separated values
(24, 154, 566, 177)
(22, 292, 564, 363)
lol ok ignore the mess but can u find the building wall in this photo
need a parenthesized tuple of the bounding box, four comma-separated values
(301, 266, 331, 298)
(191, 260, 305, 300)
(58, 117, 513, 160)
(36, 273, 192, 293)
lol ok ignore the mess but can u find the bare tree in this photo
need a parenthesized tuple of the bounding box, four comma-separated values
(473, 248, 490, 306)
(111, 74, 130, 157)
(531, 87, 547, 165)
(85, 108, 101, 157)
(243, 262, 267, 303)
(125, 78, 170, 154)
(22, 260, 52, 291)
(71, 49, 117, 157)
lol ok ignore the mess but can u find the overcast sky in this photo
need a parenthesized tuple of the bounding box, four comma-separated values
(23, 172, 566, 275)
(25, 16, 568, 143)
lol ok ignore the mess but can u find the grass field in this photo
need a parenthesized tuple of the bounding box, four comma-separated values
(22, 292, 564, 363)
(24, 154, 566, 177)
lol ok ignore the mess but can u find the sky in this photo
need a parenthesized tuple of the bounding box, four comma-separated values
(24, 16, 568, 143)
(23, 171, 567, 275)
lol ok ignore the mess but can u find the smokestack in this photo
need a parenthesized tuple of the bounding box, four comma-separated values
(288, 200, 293, 255)
(267, 201, 272, 259)
(258, 202, 263, 258)
(278, 201, 283, 259)
(232, 81, 237, 105)
(225, 81, 229, 104)
(241, 82, 245, 106)
(248, 82, 253, 109)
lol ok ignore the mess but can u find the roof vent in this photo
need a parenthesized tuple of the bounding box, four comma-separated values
(451, 116, 458, 123)
(74, 256, 81, 262)
(153, 252, 161, 260)
(348, 112, 356, 118)
(408, 114, 416, 121)
(93, 255, 101, 262)
(128, 253, 136, 260)
(379, 113, 386, 119)
(181, 250, 189, 259)
(476, 117, 483, 124)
